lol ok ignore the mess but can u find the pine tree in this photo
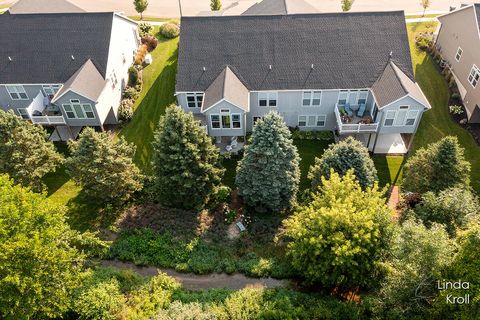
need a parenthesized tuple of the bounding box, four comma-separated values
(236, 112, 300, 212)
(0, 110, 63, 191)
(403, 136, 470, 193)
(65, 128, 143, 204)
(211, 0, 222, 11)
(152, 105, 224, 209)
(308, 136, 377, 190)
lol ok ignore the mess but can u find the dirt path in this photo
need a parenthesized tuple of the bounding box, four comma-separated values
(100, 260, 290, 291)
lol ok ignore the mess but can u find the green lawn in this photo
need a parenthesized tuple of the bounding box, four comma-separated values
(118, 31, 179, 172)
(405, 13, 439, 19)
(294, 139, 332, 191)
(127, 16, 173, 22)
(407, 22, 480, 192)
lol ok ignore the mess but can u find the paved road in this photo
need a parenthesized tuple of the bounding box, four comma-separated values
(0, 0, 477, 17)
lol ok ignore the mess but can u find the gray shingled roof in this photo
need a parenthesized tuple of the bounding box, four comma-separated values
(52, 59, 106, 103)
(242, 0, 317, 15)
(176, 11, 414, 92)
(372, 61, 430, 108)
(202, 66, 249, 112)
(8, 0, 85, 14)
(475, 4, 480, 27)
(0, 12, 114, 84)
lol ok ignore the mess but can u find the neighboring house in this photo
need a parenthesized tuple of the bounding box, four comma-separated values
(0, 11, 139, 140)
(436, 4, 480, 123)
(198, 0, 317, 17)
(175, 11, 431, 154)
(7, 0, 85, 14)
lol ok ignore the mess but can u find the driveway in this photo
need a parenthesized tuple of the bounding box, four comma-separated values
(0, 0, 477, 17)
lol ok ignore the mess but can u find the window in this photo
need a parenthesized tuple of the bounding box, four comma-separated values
(455, 47, 463, 62)
(302, 91, 322, 106)
(468, 65, 480, 88)
(186, 93, 203, 108)
(253, 116, 263, 124)
(232, 114, 241, 128)
(17, 108, 30, 120)
(298, 115, 326, 127)
(358, 90, 368, 105)
(221, 114, 231, 128)
(6, 85, 28, 100)
(42, 84, 61, 96)
(337, 90, 348, 106)
(62, 101, 95, 119)
(384, 110, 396, 126)
(111, 72, 118, 88)
(258, 92, 277, 107)
(405, 110, 419, 126)
(211, 115, 220, 128)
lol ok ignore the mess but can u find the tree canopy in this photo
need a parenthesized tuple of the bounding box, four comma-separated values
(236, 112, 300, 212)
(0, 110, 63, 191)
(211, 0, 222, 11)
(133, 0, 149, 19)
(0, 175, 103, 319)
(152, 105, 224, 209)
(403, 136, 470, 193)
(283, 170, 393, 288)
(65, 127, 143, 204)
(308, 136, 377, 190)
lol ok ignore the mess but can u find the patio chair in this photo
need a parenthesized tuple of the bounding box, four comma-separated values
(357, 103, 366, 117)
(344, 103, 354, 117)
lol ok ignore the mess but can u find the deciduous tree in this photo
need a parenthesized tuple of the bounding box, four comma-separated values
(341, 0, 354, 11)
(403, 136, 470, 193)
(236, 112, 300, 212)
(421, 0, 430, 17)
(211, 0, 222, 11)
(283, 171, 393, 288)
(308, 136, 377, 190)
(133, 0, 149, 20)
(152, 105, 224, 209)
(65, 127, 143, 204)
(0, 110, 63, 191)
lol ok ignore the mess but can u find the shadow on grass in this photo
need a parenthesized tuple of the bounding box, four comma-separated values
(373, 155, 406, 188)
(43, 142, 71, 195)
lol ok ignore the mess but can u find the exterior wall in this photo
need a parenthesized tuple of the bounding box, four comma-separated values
(176, 92, 203, 114)
(437, 7, 480, 123)
(204, 100, 245, 137)
(0, 84, 50, 112)
(377, 95, 425, 134)
(53, 91, 101, 127)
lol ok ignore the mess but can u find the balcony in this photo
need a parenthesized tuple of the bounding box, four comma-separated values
(26, 90, 66, 125)
(31, 115, 66, 125)
(334, 103, 379, 134)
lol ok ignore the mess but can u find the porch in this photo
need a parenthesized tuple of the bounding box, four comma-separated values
(336, 133, 408, 155)
(334, 103, 379, 134)
(27, 90, 66, 125)
(215, 136, 245, 154)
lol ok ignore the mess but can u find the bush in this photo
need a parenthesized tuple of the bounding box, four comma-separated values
(451, 92, 461, 100)
(449, 105, 464, 115)
(415, 33, 433, 50)
(291, 129, 334, 141)
(128, 66, 139, 87)
(160, 21, 180, 39)
(138, 22, 153, 37)
(118, 100, 134, 123)
(123, 86, 140, 100)
(134, 44, 148, 65)
(214, 185, 231, 203)
(141, 35, 159, 52)
(155, 301, 216, 320)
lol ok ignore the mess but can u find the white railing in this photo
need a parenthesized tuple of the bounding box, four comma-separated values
(334, 104, 379, 134)
(31, 116, 66, 125)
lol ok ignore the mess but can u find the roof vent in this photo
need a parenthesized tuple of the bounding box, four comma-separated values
(311, 64, 314, 69)
(71, 55, 75, 61)
(202, 66, 206, 72)
(389, 51, 393, 58)
(269, 65, 272, 70)
(8, 56, 12, 62)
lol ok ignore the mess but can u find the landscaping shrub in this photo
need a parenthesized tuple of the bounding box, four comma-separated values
(141, 35, 159, 52)
(138, 22, 153, 37)
(291, 129, 334, 141)
(123, 86, 140, 100)
(119, 100, 134, 123)
(154, 301, 216, 320)
(160, 21, 180, 39)
(128, 66, 139, 87)
(214, 185, 231, 203)
(449, 105, 464, 115)
(415, 33, 433, 51)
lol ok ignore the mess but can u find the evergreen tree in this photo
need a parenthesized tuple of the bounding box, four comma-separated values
(403, 136, 470, 193)
(308, 136, 377, 190)
(236, 112, 300, 212)
(65, 128, 143, 204)
(133, 0, 149, 20)
(0, 110, 63, 191)
(0, 175, 104, 319)
(211, 0, 222, 11)
(283, 170, 393, 288)
(152, 105, 224, 209)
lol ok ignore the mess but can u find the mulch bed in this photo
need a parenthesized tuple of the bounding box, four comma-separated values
(448, 100, 480, 145)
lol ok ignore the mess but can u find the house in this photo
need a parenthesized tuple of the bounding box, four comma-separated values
(175, 11, 431, 154)
(436, 4, 480, 123)
(198, 0, 317, 17)
(7, 0, 85, 14)
(0, 9, 139, 140)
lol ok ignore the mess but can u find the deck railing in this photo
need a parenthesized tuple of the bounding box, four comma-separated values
(334, 104, 379, 134)
(31, 116, 66, 125)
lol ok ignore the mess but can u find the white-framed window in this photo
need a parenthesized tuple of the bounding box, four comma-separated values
(17, 108, 30, 120)
(253, 116, 263, 124)
(298, 115, 326, 127)
(210, 110, 241, 129)
(62, 100, 95, 119)
(338, 90, 348, 106)
(232, 114, 241, 128)
(468, 65, 480, 88)
(384, 110, 396, 126)
(210, 114, 220, 128)
(357, 90, 368, 105)
(6, 85, 28, 100)
(405, 110, 419, 126)
(111, 72, 118, 88)
(258, 92, 277, 107)
(337, 89, 369, 106)
(455, 47, 463, 62)
(302, 91, 322, 107)
(42, 84, 61, 96)
(186, 93, 203, 108)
